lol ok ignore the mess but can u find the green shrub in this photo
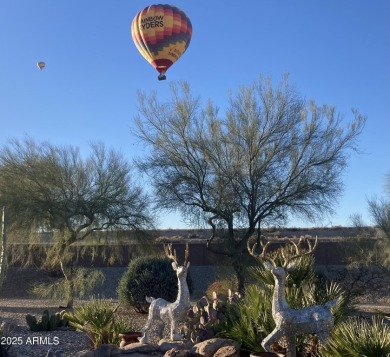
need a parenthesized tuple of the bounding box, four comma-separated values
(206, 277, 238, 301)
(64, 297, 138, 348)
(319, 316, 390, 357)
(117, 256, 193, 313)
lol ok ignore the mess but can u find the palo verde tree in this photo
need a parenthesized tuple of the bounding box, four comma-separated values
(134, 76, 366, 292)
(0, 137, 153, 307)
(350, 171, 390, 273)
(366, 173, 390, 273)
(368, 172, 390, 240)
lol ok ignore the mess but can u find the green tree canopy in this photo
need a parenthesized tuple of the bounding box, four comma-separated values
(0, 137, 153, 306)
(134, 76, 366, 291)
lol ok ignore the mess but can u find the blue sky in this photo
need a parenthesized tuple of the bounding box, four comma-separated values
(0, 1, 389, 229)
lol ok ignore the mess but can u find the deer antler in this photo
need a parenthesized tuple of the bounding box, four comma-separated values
(164, 242, 190, 266)
(247, 236, 276, 268)
(183, 243, 190, 266)
(164, 243, 178, 264)
(281, 235, 318, 268)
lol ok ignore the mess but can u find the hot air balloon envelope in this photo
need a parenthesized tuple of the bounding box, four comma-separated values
(131, 4, 192, 80)
(37, 61, 45, 70)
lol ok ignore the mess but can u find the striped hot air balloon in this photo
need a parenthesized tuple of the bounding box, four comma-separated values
(37, 61, 46, 70)
(131, 4, 192, 80)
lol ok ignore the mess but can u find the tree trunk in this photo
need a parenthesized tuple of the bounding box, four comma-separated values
(65, 280, 74, 308)
(232, 256, 246, 293)
(59, 258, 75, 308)
(232, 228, 257, 293)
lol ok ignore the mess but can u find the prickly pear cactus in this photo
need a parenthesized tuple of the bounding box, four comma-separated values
(184, 290, 241, 343)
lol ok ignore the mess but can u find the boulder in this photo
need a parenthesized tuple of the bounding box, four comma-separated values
(158, 339, 193, 353)
(192, 338, 240, 357)
(163, 349, 198, 357)
(213, 345, 239, 357)
(121, 342, 160, 352)
(112, 342, 162, 356)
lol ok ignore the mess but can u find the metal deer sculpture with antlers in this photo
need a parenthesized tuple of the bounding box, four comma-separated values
(139, 243, 191, 344)
(248, 236, 336, 357)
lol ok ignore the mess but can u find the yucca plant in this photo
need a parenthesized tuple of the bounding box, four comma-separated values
(64, 297, 138, 348)
(319, 316, 390, 357)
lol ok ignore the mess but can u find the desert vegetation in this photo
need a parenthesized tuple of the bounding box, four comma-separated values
(0, 77, 388, 357)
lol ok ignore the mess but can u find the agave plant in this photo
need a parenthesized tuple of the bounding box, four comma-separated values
(64, 297, 138, 348)
(319, 316, 390, 357)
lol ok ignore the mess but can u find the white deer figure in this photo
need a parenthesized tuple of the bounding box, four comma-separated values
(139, 243, 190, 344)
(248, 236, 336, 357)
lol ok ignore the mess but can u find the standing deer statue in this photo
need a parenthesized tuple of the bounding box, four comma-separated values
(248, 236, 336, 357)
(139, 243, 191, 344)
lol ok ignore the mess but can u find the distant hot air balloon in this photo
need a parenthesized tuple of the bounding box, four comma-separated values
(131, 4, 192, 80)
(37, 61, 45, 70)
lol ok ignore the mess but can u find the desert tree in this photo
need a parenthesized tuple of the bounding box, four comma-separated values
(0, 137, 153, 306)
(134, 76, 366, 292)
(350, 171, 390, 274)
(367, 171, 390, 239)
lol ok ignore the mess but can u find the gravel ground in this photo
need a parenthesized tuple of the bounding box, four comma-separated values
(0, 266, 216, 357)
(0, 268, 148, 357)
(0, 298, 148, 357)
(0, 298, 93, 357)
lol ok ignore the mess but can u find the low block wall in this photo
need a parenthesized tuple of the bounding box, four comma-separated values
(7, 238, 374, 267)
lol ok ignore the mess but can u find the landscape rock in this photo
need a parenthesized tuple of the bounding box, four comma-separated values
(121, 342, 159, 352)
(213, 345, 239, 357)
(163, 349, 199, 357)
(158, 339, 193, 352)
(112, 342, 162, 356)
(192, 338, 240, 357)
(113, 352, 163, 357)
(76, 339, 239, 357)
